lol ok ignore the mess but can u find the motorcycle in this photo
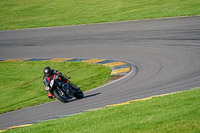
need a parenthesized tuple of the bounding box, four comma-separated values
(49, 75, 84, 103)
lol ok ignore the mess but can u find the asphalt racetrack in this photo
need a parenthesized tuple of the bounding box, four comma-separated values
(0, 16, 200, 130)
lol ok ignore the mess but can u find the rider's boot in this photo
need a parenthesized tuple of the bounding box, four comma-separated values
(48, 93, 55, 99)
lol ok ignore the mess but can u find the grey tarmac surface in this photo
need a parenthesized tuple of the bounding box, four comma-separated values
(0, 16, 200, 130)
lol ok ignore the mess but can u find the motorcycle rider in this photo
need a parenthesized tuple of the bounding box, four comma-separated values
(43, 66, 81, 99)
(43, 66, 70, 99)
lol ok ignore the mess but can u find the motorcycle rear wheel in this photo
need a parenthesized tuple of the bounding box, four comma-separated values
(53, 88, 69, 103)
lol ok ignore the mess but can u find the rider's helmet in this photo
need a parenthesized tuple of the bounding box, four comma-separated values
(44, 67, 51, 76)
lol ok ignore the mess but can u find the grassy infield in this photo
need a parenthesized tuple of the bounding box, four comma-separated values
(1, 0, 200, 132)
(0, 61, 112, 114)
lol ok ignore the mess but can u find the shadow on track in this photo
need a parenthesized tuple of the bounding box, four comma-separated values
(69, 92, 101, 102)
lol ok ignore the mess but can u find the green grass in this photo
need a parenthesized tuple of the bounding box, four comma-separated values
(0, 61, 112, 114)
(0, 0, 199, 30)
(4, 88, 200, 133)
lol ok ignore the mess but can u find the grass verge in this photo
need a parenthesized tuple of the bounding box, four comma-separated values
(4, 88, 200, 133)
(0, 0, 199, 30)
(0, 61, 112, 114)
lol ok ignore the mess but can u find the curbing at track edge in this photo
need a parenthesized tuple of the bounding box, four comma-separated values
(0, 58, 132, 75)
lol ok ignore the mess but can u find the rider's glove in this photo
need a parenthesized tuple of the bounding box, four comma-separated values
(57, 72, 62, 77)
(53, 70, 57, 74)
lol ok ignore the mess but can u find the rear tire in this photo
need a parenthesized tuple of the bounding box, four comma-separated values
(53, 88, 69, 103)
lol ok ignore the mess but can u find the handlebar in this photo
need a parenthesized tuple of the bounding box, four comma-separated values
(64, 74, 71, 79)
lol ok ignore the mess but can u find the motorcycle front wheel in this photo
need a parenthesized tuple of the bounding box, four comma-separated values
(74, 90, 84, 99)
(53, 88, 69, 103)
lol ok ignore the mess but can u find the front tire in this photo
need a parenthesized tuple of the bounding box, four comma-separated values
(52, 88, 69, 103)
(74, 90, 84, 99)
